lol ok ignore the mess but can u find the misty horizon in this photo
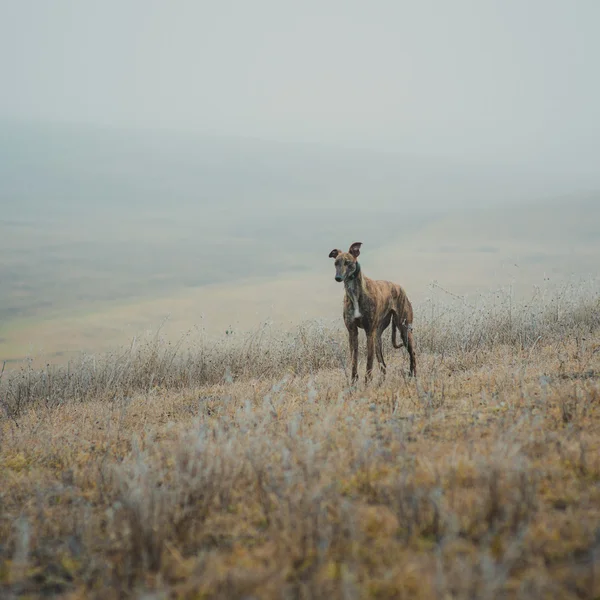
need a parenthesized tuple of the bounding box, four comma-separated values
(1, 1, 599, 363)
(1, 1, 600, 180)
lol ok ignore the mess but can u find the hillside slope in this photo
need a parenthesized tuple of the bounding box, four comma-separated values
(1, 286, 600, 598)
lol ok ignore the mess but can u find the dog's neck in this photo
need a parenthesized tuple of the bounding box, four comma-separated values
(346, 261, 361, 282)
(344, 262, 364, 319)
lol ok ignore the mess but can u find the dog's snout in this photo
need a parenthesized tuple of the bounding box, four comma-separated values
(335, 275, 343, 282)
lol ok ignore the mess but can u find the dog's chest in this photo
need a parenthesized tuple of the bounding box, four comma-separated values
(344, 282, 363, 321)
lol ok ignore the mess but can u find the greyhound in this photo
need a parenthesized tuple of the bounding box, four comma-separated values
(329, 242, 416, 383)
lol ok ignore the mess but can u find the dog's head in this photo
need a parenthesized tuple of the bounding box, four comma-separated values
(328, 242, 362, 282)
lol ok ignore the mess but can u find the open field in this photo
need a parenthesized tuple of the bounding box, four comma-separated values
(3, 3, 600, 597)
(2, 192, 599, 365)
(2, 123, 599, 365)
(2, 124, 599, 597)
(1, 285, 600, 598)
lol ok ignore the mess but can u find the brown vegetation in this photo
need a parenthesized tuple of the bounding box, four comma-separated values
(1, 283, 600, 599)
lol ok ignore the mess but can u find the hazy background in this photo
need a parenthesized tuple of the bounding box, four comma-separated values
(1, 1, 599, 363)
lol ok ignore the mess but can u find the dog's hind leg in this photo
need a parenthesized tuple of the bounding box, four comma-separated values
(400, 323, 417, 377)
(375, 333, 387, 378)
(376, 316, 392, 378)
(365, 333, 376, 384)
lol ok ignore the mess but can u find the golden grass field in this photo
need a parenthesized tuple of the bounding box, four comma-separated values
(1, 284, 599, 599)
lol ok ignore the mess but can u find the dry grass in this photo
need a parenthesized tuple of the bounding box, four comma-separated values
(1, 284, 600, 599)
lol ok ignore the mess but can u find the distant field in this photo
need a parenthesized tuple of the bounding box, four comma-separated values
(1, 123, 598, 365)
(2, 193, 599, 365)
(0, 206, 429, 363)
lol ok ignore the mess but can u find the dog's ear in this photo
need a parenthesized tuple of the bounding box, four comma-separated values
(348, 242, 362, 258)
(329, 249, 342, 259)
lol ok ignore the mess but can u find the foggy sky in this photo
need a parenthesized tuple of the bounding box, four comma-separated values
(1, 1, 599, 176)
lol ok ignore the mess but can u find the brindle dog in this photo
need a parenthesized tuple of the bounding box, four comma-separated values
(329, 242, 416, 382)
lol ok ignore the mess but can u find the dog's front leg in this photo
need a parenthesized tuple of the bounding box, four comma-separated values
(348, 325, 359, 384)
(365, 333, 375, 384)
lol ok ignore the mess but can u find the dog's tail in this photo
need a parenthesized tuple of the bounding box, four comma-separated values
(391, 315, 404, 348)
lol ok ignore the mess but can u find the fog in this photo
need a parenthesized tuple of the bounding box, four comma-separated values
(2, 1, 599, 177)
(1, 1, 599, 362)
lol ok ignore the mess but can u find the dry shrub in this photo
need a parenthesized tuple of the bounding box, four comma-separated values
(2, 281, 599, 419)
(1, 280, 600, 598)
